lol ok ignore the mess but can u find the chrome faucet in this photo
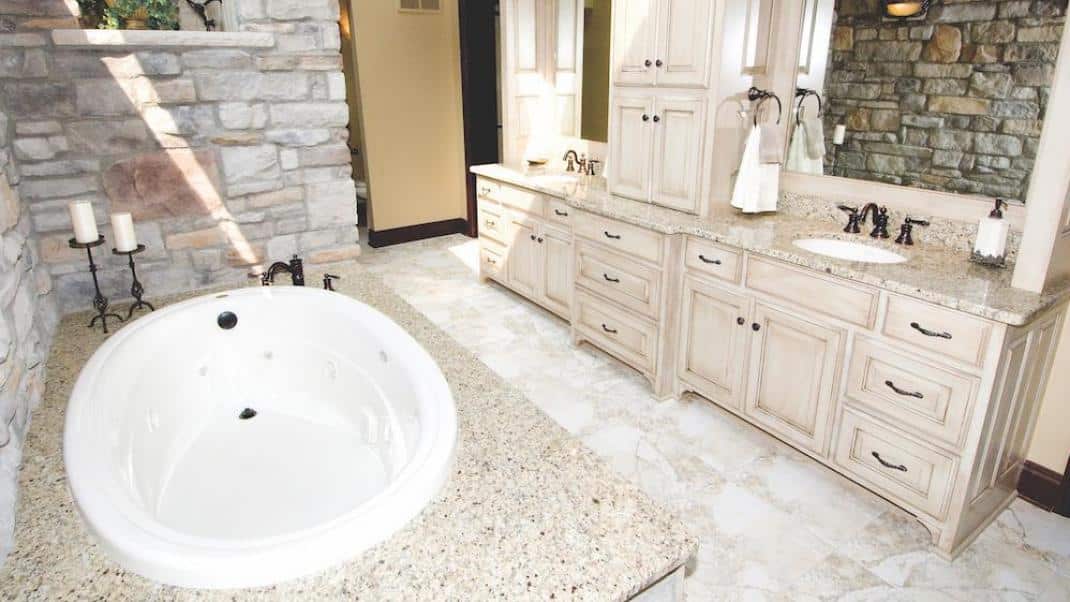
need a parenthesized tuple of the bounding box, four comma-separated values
(261, 254, 305, 286)
(859, 203, 891, 239)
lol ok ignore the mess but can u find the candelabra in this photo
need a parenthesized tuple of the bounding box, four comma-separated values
(69, 235, 123, 333)
(112, 244, 155, 319)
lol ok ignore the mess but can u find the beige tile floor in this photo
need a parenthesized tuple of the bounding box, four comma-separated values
(357, 234, 1070, 601)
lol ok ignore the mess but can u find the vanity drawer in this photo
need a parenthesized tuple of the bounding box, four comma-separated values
(575, 290, 658, 375)
(492, 182, 545, 215)
(574, 212, 664, 264)
(846, 337, 980, 447)
(745, 257, 879, 329)
(476, 177, 500, 199)
(576, 241, 662, 318)
(882, 294, 994, 368)
(480, 239, 506, 280)
(684, 237, 742, 283)
(477, 200, 506, 243)
(834, 409, 957, 519)
(546, 197, 572, 227)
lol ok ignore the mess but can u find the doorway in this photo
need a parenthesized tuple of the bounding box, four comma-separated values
(458, 0, 502, 238)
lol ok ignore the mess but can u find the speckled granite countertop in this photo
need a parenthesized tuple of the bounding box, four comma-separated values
(472, 164, 1070, 326)
(0, 267, 696, 600)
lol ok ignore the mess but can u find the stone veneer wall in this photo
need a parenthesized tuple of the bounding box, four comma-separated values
(0, 100, 60, 565)
(0, 0, 355, 564)
(0, 0, 359, 314)
(825, 0, 1066, 202)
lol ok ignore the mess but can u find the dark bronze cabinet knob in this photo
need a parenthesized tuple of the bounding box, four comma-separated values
(752, 323, 761, 332)
(737, 317, 745, 326)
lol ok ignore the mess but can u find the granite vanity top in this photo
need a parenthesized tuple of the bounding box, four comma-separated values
(472, 163, 1070, 326)
(0, 268, 696, 600)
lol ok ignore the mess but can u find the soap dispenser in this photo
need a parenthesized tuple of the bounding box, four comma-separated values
(971, 199, 1009, 268)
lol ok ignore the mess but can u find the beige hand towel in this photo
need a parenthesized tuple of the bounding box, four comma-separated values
(758, 122, 784, 164)
(802, 116, 826, 160)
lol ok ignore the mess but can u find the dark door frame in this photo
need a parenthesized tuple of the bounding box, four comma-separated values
(457, 0, 501, 238)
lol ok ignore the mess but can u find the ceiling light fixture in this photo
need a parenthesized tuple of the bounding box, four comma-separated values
(883, 0, 929, 19)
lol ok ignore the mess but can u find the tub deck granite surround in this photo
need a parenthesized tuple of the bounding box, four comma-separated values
(470, 164, 1069, 326)
(0, 270, 695, 600)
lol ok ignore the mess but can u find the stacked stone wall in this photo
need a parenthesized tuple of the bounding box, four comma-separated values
(825, 0, 1066, 202)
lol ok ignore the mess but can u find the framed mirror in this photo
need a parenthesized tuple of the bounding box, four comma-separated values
(787, 0, 1066, 207)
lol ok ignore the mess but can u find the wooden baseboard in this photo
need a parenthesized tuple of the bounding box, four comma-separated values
(367, 218, 469, 248)
(1017, 458, 1070, 517)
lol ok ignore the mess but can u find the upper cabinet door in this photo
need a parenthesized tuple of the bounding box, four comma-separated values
(501, 0, 546, 164)
(608, 94, 655, 202)
(654, 0, 715, 88)
(651, 96, 705, 213)
(744, 302, 843, 456)
(612, 0, 659, 86)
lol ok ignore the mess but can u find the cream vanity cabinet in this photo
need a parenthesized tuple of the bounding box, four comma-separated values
(676, 237, 1066, 559)
(476, 177, 572, 319)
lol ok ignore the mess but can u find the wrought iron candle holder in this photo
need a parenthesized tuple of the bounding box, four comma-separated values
(69, 235, 123, 333)
(112, 244, 155, 319)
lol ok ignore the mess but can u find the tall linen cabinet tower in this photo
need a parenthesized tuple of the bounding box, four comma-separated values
(607, 0, 805, 215)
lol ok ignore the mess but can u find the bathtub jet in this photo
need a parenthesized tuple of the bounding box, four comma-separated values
(63, 286, 458, 589)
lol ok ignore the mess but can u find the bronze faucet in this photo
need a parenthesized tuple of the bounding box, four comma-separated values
(859, 203, 891, 238)
(261, 254, 305, 286)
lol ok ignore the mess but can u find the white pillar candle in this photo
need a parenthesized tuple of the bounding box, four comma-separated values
(68, 201, 98, 244)
(111, 212, 138, 253)
(833, 124, 847, 145)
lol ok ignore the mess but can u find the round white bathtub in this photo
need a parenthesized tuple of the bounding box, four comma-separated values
(64, 286, 457, 589)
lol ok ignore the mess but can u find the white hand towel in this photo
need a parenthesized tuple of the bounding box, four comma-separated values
(731, 125, 762, 212)
(732, 125, 779, 213)
(803, 116, 826, 160)
(759, 122, 784, 164)
(787, 123, 824, 175)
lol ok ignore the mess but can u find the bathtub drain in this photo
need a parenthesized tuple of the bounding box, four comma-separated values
(239, 408, 257, 420)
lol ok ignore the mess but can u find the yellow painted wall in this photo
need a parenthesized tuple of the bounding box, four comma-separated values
(580, 0, 611, 143)
(1028, 310, 1070, 472)
(350, 0, 467, 231)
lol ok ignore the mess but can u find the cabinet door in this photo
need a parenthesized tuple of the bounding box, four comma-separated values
(500, 0, 546, 164)
(608, 94, 654, 202)
(744, 302, 843, 455)
(612, 0, 658, 86)
(505, 211, 539, 298)
(678, 275, 751, 410)
(651, 97, 705, 213)
(537, 222, 572, 318)
(655, 0, 715, 88)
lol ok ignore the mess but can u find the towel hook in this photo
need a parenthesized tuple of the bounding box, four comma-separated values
(747, 86, 782, 126)
(794, 88, 822, 125)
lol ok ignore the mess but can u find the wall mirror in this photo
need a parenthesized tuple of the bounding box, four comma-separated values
(499, 0, 611, 164)
(789, 0, 1067, 205)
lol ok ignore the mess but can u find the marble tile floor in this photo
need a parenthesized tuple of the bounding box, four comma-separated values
(355, 233, 1070, 601)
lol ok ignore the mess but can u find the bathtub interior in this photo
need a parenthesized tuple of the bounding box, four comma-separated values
(75, 290, 435, 541)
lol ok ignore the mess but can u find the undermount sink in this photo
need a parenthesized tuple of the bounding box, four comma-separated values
(793, 238, 907, 264)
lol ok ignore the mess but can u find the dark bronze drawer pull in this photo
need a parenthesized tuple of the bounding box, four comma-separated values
(698, 254, 722, 265)
(603, 231, 621, 240)
(871, 451, 908, 472)
(603, 273, 620, 283)
(601, 323, 617, 334)
(484, 219, 496, 227)
(910, 322, 952, 339)
(554, 209, 568, 217)
(885, 380, 923, 399)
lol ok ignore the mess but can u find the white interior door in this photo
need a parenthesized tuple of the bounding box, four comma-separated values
(552, 0, 584, 137)
(651, 96, 705, 213)
(608, 94, 654, 201)
(612, 0, 659, 86)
